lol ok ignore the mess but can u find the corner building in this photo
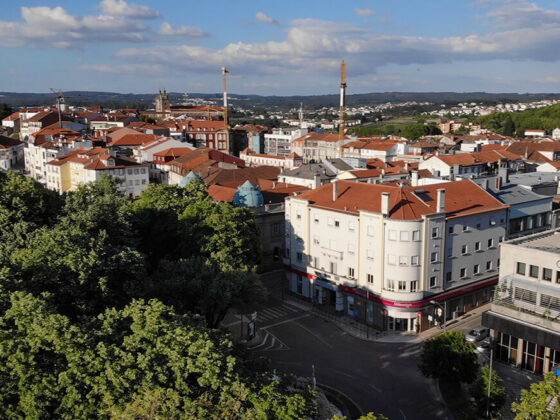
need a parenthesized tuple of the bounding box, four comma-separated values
(285, 179, 508, 333)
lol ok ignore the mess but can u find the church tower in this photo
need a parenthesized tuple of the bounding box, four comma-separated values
(155, 89, 170, 113)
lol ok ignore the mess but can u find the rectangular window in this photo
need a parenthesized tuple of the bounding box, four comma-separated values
(497, 258, 500, 268)
(273, 223, 280, 234)
(330, 262, 337, 274)
(543, 268, 553, 282)
(400, 231, 409, 241)
(529, 265, 539, 278)
(388, 230, 397, 240)
(399, 256, 408, 266)
(411, 255, 419, 265)
(366, 249, 374, 260)
(517, 262, 526, 275)
(461, 245, 468, 255)
(411, 281, 418, 292)
(412, 230, 420, 241)
(367, 225, 375, 236)
(446, 272, 452, 282)
(431, 252, 438, 263)
(314, 215, 319, 223)
(474, 264, 480, 274)
(367, 274, 374, 284)
(488, 238, 494, 248)
(514, 287, 537, 304)
(448, 225, 454, 234)
(463, 225, 468, 232)
(313, 236, 319, 245)
(296, 213, 301, 220)
(388, 255, 397, 265)
(460, 268, 467, 278)
(557, 271, 560, 284)
(348, 267, 355, 278)
(430, 276, 437, 288)
(475, 242, 481, 251)
(296, 252, 303, 262)
(348, 221, 355, 231)
(328, 217, 333, 226)
(432, 227, 439, 238)
(486, 261, 492, 271)
(386, 280, 395, 291)
(348, 243, 355, 254)
(398, 281, 406, 291)
(334, 219, 340, 227)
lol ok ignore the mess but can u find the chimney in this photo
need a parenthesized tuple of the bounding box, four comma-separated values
(495, 176, 502, 190)
(405, 162, 409, 172)
(437, 188, 446, 213)
(381, 192, 390, 216)
(273, 181, 277, 189)
(484, 179, 489, 190)
(332, 181, 338, 201)
(314, 174, 321, 188)
(411, 170, 419, 187)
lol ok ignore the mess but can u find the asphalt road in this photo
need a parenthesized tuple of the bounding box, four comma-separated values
(246, 301, 450, 420)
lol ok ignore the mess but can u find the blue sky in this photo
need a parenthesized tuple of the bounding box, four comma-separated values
(1, 0, 560, 95)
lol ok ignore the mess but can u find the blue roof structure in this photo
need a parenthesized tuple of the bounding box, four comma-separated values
(233, 180, 264, 207)
(179, 171, 202, 188)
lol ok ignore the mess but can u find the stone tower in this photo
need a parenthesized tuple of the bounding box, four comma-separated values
(155, 89, 170, 113)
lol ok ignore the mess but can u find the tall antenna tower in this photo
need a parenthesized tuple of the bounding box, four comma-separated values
(50, 88, 65, 129)
(222, 67, 230, 151)
(299, 102, 304, 128)
(339, 60, 346, 139)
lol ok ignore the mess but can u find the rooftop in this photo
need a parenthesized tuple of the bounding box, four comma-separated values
(507, 229, 560, 254)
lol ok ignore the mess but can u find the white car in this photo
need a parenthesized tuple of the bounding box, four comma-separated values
(466, 327, 489, 343)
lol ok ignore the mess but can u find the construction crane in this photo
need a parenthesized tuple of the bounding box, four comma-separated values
(50, 88, 66, 129)
(339, 60, 346, 139)
(222, 67, 230, 152)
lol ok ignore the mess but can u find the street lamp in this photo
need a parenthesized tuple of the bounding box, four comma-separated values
(430, 300, 447, 332)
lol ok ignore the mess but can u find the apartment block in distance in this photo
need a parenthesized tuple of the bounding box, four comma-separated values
(483, 229, 560, 375)
(285, 179, 507, 333)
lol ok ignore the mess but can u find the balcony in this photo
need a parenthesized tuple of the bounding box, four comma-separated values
(320, 246, 343, 261)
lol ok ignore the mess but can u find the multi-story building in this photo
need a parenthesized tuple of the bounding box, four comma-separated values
(240, 148, 302, 170)
(181, 120, 229, 153)
(0, 135, 24, 170)
(301, 133, 349, 163)
(285, 179, 508, 333)
(264, 127, 307, 156)
(20, 110, 59, 141)
(482, 229, 560, 375)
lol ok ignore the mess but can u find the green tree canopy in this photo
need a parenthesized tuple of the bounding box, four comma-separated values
(0, 292, 316, 419)
(512, 372, 560, 420)
(419, 331, 479, 383)
(470, 365, 507, 418)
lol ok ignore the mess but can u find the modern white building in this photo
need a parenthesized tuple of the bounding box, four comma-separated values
(483, 229, 560, 375)
(240, 148, 302, 170)
(264, 127, 307, 156)
(285, 179, 508, 333)
(0, 136, 24, 170)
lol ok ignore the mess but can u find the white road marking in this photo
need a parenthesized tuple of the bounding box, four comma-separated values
(260, 314, 309, 329)
(399, 408, 408, 420)
(369, 384, 382, 393)
(293, 320, 333, 348)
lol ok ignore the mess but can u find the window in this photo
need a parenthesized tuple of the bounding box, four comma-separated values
(273, 223, 280, 234)
(348, 221, 355, 231)
(430, 276, 437, 288)
(327, 217, 333, 226)
(411, 281, 418, 292)
(313, 236, 319, 245)
(529, 265, 539, 278)
(398, 281, 406, 291)
(497, 258, 500, 268)
(296, 252, 303, 262)
(487, 238, 494, 248)
(330, 262, 337, 274)
(285, 247, 290, 258)
(431, 227, 439, 238)
(476, 223, 481, 229)
(400, 231, 409, 241)
(460, 268, 467, 278)
(412, 230, 420, 241)
(134, 168, 139, 175)
(448, 226, 454, 234)
(543, 268, 553, 282)
(517, 262, 526, 275)
(411, 255, 419, 265)
(348, 243, 355, 254)
(334, 219, 340, 227)
(314, 214, 319, 223)
(486, 261, 492, 271)
(296, 213, 301, 220)
(366, 249, 374, 260)
(446, 272, 452, 282)
(367, 274, 374, 284)
(557, 271, 560, 284)
(462, 225, 468, 232)
(142, 179, 147, 185)
(474, 264, 480, 275)
(475, 242, 481, 251)
(399, 256, 408, 266)
(388, 230, 397, 240)
(431, 252, 438, 263)
(461, 245, 468, 255)
(367, 225, 374, 236)
(348, 267, 355, 278)
(514, 287, 537, 304)
(388, 255, 397, 265)
(489, 219, 496, 226)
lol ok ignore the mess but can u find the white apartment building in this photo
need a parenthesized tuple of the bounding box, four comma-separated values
(134, 137, 195, 163)
(285, 179, 507, 333)
(264, 127, 307, 156)
(483, 229, 560, 375)
(0, 136, 24, 170)
(240, 149, 302, 170)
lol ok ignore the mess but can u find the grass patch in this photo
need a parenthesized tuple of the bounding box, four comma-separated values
(439, 379, 477, 420)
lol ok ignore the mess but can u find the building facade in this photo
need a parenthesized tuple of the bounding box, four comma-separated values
(285, 180, 507, 333)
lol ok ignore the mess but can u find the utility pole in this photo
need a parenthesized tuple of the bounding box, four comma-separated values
(299, 102, 303, 129)
(486, 337, 494, 419)
(222, 67, 230, 152)
(50, 88, 64, 128)
(339, 60, 346, 140)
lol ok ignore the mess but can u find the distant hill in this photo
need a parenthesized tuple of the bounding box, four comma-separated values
(476, 103, 560, 137)
(1, 90, 560, 109)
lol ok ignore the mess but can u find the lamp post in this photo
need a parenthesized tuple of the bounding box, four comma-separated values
(486, 336, 494, 419)
(430, 300, 447, 332)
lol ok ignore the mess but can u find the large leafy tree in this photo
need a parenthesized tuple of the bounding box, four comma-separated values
(419, 331, 479, 384)
(470, 365, 507, 418)
(0, 293, 316, 419)
(512, 372, 560, 420)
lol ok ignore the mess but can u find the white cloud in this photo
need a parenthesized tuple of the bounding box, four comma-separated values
(255, 12, 280, 25)
(78, 63, 165, 74)
(479, 0, 560, 29)
(158, 22, 209, 38)
(355, 8, 375, 16)
(536, 76, 560, 83)
(99, 0, 160, 19)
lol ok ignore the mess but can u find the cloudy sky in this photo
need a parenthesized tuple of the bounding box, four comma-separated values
(1, 0, 560, 95)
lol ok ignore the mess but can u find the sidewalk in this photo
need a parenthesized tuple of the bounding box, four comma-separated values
(283, 296, 492, 344)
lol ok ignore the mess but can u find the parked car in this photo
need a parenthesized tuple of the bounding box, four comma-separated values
(466, 327, 489, 343)
(475, 337, 491, 353)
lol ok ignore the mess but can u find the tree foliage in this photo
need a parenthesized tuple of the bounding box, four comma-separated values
(0, 293, 315, 419)
(469, 365, 507, 418)
(512, 372, 560, 420)
(476, 103, 560, 136)
(419, 331, 479, 383)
